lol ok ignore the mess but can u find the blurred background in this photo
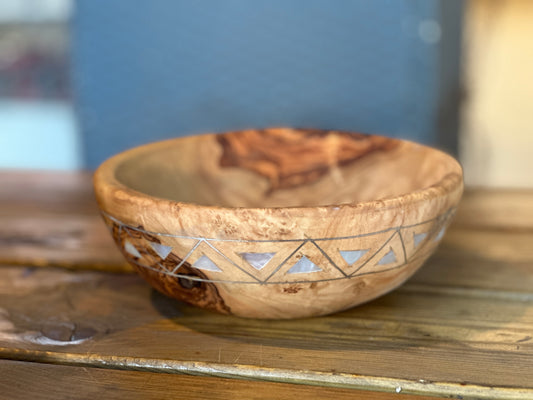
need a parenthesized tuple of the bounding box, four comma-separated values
(0, 0, 531, 187)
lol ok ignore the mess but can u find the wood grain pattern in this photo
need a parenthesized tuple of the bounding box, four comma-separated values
(109, 128, 461, 208)
(0, 173, 533, 398)
(94, 128, 463, 318)
(217, 128, 399, 191)
(454, 189, 533, 231)
(0, 171, 128, 272)
(134, 255, 232, 316)
(113, 221, 232, 314)
(0, 360, 440, 400)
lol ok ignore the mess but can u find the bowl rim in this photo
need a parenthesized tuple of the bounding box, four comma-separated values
(93, 129, 464, 214)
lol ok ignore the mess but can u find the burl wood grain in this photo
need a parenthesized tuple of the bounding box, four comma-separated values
(217, 128, 399, 191)
(94, 128, 463, 318)
(112, 222, 231, 315)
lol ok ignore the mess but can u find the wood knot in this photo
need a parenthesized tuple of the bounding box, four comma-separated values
(283, 286, 301, 294)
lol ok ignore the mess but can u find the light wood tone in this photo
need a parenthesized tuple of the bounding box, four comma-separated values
(0, 360, 440, 400)
(93, 128, 463, 318)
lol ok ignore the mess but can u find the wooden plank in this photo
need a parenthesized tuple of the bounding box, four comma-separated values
(2, 173, 533, 398)
(454, 189, 533, 231)
(0, 172, 94, 215)
(0, 171, 129, 271)
(0, 265, 531, 399)
(0, 214, 130, 271)
(0, 360, 441, 400)
(410, 230, 533, 292)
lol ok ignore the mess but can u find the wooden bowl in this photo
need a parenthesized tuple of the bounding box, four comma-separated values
(94, 128, 463, 319)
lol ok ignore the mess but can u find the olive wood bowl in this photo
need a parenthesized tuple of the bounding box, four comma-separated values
(94, 128, 463, 319)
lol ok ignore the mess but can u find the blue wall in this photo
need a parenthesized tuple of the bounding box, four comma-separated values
(73, 0, 462, 168)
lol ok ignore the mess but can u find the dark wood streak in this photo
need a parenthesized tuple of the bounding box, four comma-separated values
(217, 128, 399, 191)
(109, 218, 231, 315)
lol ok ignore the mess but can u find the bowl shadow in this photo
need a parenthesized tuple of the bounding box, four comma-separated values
(149, 250, 531, 354)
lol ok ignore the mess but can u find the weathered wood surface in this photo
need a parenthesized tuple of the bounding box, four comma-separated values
(453, 188, 533, 231)
(0, 171, 128, 271)
(1, 172, 532, 399)
(0, 360, 439, 400)
(1, 261, 532, 399)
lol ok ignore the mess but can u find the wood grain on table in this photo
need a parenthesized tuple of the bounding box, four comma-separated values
(0, 172, 532, 399)
(0, 360, 439, 400)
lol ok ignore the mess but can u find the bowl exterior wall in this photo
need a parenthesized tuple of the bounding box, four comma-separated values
(93, 130, 463, 318)
(98, 194, 460, 318)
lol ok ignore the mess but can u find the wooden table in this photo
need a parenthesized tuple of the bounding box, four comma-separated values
(1, 171, 532, 399)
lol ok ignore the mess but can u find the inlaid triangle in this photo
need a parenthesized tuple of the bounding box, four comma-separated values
(316, 230, 396, 276)
(434, 227, 446, 242)
(184, 240, 262, 282)
(239, 252, 276, 271)
(124, 240, 141, 258)
(354, 231, 405, 275)
(400, 220, 439, 260)
(118, 225, 176, 269)
(193, 255, 222, 272)
(149, 242, 173, 260)
(270, 241, 345, 283)
(212, 240, 303, 282)
(287, 256, 322, 274)
(155, 237, 199, 273)
(377, 248, 396, 265)
(339, 250, 368, 266)
(413, 232, 427, 248)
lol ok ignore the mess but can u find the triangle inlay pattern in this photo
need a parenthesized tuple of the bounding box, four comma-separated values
(105, 208, 455, 284)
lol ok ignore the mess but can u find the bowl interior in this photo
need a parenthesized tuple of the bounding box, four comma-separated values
(114, 128, 460, 208)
